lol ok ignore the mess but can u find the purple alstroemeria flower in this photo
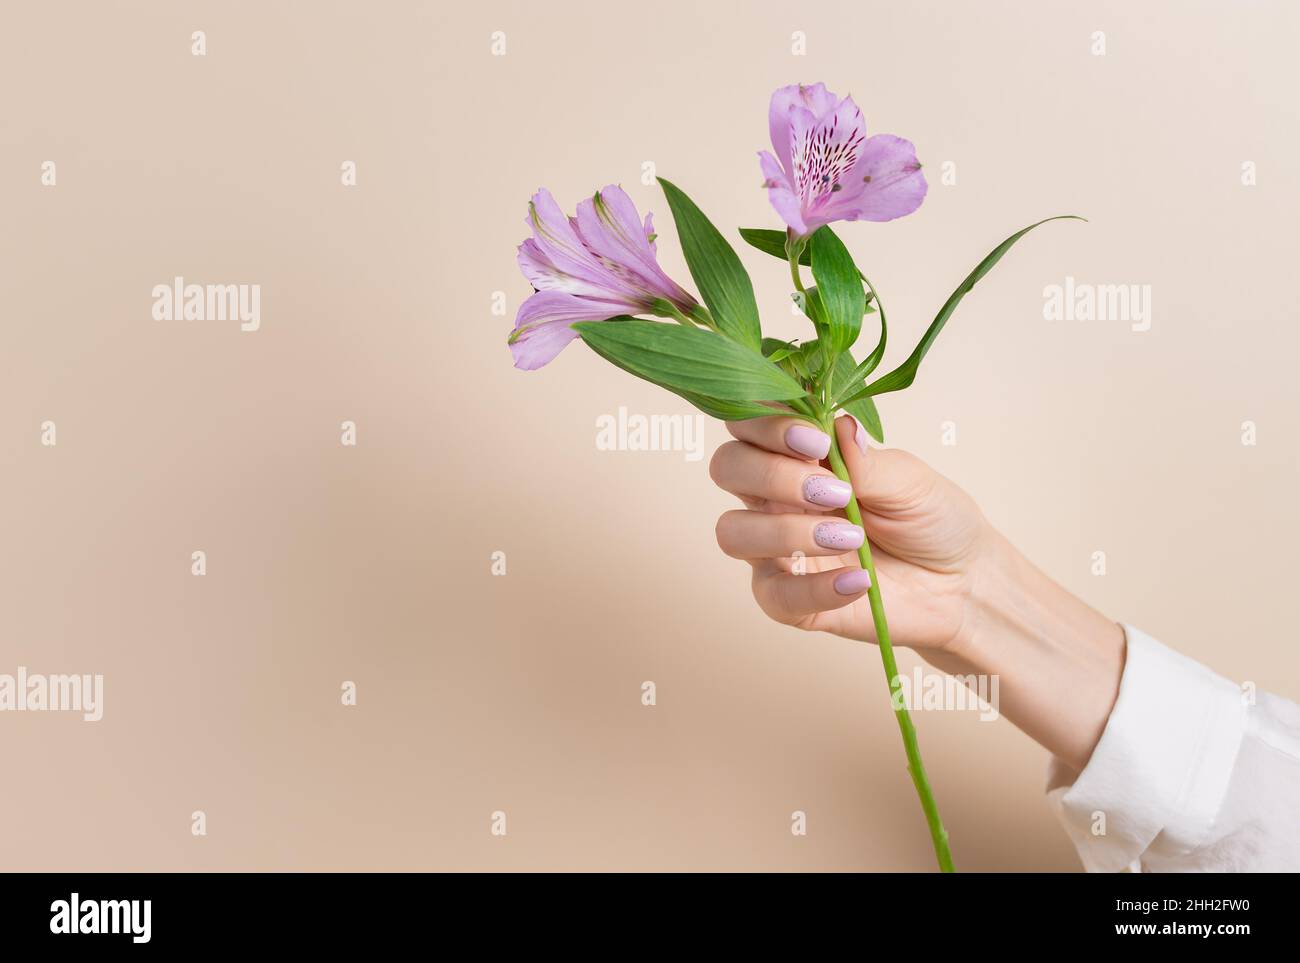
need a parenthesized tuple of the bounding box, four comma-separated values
(509, 185, 698, 370)
(758, 83, 927, 238)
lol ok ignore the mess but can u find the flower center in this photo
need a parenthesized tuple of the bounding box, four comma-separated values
(791, 113, 864, 206)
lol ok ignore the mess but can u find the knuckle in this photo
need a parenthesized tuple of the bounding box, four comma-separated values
(754, 584, 790, 623)
(780, 514, 810, 554)
(708, 441, 740, 487)
(772, 572, 803, 619)
(892, 451, 938, 503)
(714, 511, 742, 555)
(865, 448, 936, 508)
(756, 453, 785, 495)
(751, 572, 789, 625)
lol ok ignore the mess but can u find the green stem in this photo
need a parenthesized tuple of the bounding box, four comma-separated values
(788, 250, 806, 295)
(687, 305, 718, 331)
(661, 303, 698, 328)
(787, 245, 834, 408)
(824, 427, 955, 873)
(787, 397, 819, 421)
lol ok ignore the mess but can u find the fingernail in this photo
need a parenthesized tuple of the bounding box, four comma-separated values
(843, 415, 869, 455)
(786, 424, 831, 460)
(834, 569, 873, 595)
(803, 475, 852, 508)
(814, 522, 865, 550)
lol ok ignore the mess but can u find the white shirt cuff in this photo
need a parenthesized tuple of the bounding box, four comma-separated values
(1046, 624, 1248, 872)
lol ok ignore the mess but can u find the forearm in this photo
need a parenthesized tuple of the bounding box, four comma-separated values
(932, 527, 1126, 771)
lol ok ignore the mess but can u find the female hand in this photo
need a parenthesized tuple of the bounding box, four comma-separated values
(710, 415, 990, 658)
(711, 413, 1126, 768)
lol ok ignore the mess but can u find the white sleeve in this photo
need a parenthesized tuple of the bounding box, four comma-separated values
(1046, 624, 1300, 872)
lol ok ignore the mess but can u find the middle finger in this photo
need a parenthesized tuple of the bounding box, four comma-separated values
(709, 441, 854, 510)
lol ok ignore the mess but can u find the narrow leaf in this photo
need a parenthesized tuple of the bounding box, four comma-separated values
(795, 338, 824, 381)
(658, 178, 762, 350)
(739, 227, 808, 265)
(832, 274, 888, 405)
(761, 337, 800, 364)
(831, 352, 885, 443)
(760, 337, 805, 381)
(843, 394, 884, 444)
(798, 286, 828, 328)
(740, 226, 879, 313)
(842, 215, 1085, 405)
(809, 226, 864, 359)
(675, 391, 787, 421)
(575, 318, 806, 402)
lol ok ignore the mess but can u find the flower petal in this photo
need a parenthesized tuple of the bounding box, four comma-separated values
(758, 150, 808, 236)
(508, 291, 632, 370)
(520, 189, 654, 303)
(525, 189, 610, 283)
(769, 83, 839, 174)
(574, 185, 696, 310)
(791, 95, 867, 209)
(517, 238, 628, 299)
(509, 320, 582, 370)
(574, 185, 656, 269)
(839, 133, 928, 222)
(516, 238, 561, 289)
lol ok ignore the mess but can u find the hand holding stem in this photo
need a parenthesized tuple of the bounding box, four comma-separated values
(710, 414, 1127, 870)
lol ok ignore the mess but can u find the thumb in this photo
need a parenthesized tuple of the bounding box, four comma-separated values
(834, 415, 935, 512)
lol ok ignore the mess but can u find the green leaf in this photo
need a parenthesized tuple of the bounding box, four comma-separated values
(761, 337, 800, 364)
(575, 319, 806, 404)
(739, 227, 808, 265)
(830, 352, 885, 443)
(760, 337, 803, 381)
(832, 273, 888, 405)
(658, 178, 762, 350)
(738, 229, 876, 337)
(675, 392, 785, 421)
(795, 339, 824, 381)
(828, 349, 858, 399)
(740, 228, 878, 316)
(797, 286, 827, 328)
(809, 226, 864, 360)
(841, 215, 1086, 405)
(843, 394, 884, 444)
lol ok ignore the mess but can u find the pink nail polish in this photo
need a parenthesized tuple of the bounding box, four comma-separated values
(843, 415, 868, 455)
(814, 522, 865, 550)
(803, 475, 852, 508)
(786, 424, 831, 460)
(834, 569, 873, 595)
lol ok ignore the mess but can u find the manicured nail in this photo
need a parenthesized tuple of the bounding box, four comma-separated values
(834, 569, 873, 595)
(852, 417, 869, 455)
(786, 424, 831, 460)
(842, 415, 869, 455)
(814, 522, 865, 550)
(803, 475, 852, 508)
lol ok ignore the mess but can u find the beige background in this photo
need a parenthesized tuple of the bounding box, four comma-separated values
(1, 0, 1296, 871)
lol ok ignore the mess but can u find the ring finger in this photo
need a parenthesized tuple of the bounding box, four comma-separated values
(715, 509, 865, 561)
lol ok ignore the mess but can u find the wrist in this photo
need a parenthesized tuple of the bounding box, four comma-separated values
(935, 526, 1126, 770)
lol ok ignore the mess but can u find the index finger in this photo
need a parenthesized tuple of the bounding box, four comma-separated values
(726, 416, 831, 462)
